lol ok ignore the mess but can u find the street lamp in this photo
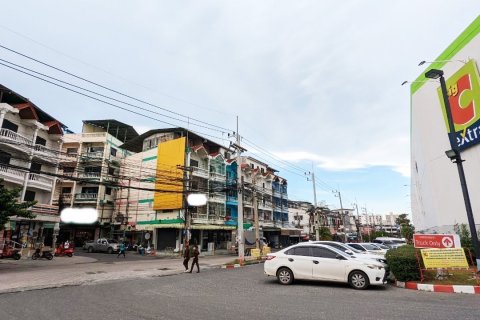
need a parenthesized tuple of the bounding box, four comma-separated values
(425, 68, 480, 270)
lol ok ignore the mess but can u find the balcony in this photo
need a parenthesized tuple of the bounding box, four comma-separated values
(0, 128, 32, 152)
(30, 204, 60, 216)
(28, 173, 54, 191)
(209, 194, 226, 203)
(0, 164, 26, 185)
(191, 167, 209, 179)
(209, 172, 226, 182)
(74, 193, 98, 202)
(33, 144, 60, 162)
(78, 172, 101, 180)
(80, 151, 104, 161)
(52, 193, 73, 205)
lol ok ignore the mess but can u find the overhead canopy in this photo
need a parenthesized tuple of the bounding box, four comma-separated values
(83, 119, 139, 143)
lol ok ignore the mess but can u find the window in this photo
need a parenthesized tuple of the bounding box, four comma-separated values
(250, 163, 254, 169)
(61, 187, 72, 194)
(105, 187, 112, 195)
(191, 181, 199, 190)
(30, 162, 42, 173)
(190, 159, 199, 167)
(82, 187, 99, 194)
(348, 244, 364, 251)
(311, 247, 338, 259)
(35, 136, 46, 146)
(1, 119, 18, 132)
(292, 247, 311, 256)
(24, 190, 36, 202)
(66, 147, 78, 155)
(110, 147, 117, 157)
(0, 150, 11, 164)
(63, 167, 75, 173)
(108, 167, 115, 175)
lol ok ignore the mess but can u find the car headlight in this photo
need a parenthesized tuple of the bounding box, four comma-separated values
(366, 264, 384, 270)
(376, 258, 387, 264)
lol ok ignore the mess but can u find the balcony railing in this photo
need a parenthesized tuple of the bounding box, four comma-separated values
(78, 172, 101, 179)
(0, 128, 33, 147)
(34, 144, 60, 160)
(30, 204, 59, 216)
(74, 193, 98, 201)
(80, 151, 104, 159)
(28, 173, 54, 189)
(0, 164, 26, 182)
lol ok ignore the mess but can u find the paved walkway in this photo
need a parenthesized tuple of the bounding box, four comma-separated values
(0, 254, 236, 294)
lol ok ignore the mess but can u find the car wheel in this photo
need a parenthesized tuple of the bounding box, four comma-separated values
(349, 271, 369, 290)
(67, 253, 73, 257)
(13, 253, 21, 260)
(88, 247, 94, 253)
(276, 267, 294, 285)
(107, 247, 113, 254)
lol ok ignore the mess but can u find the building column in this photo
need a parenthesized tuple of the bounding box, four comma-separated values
(20, 126, 39, 201)
(0, 109, 6, 128)
(49, 140, 63, 205)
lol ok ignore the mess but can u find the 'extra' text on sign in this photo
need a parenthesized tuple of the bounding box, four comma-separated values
(413, 234, 461, 249)
(420, 248, 469, 269)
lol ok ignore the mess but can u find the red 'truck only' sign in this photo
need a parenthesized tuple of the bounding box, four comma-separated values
(413, 234, 461, 249)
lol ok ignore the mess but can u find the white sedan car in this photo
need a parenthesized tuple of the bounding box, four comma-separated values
(264, 243, 387, 290)
(346, 243, 388, 255)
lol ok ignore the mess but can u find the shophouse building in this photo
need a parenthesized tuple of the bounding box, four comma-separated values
(52, 120, 138, 246)
(0, 84, 66, 247)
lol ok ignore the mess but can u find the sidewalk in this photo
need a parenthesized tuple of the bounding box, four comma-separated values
(0, 255, 236, 294)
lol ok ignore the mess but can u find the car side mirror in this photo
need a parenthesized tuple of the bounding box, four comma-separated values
(345, 250, 354, 255)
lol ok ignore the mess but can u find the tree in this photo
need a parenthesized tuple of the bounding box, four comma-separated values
(0, 179, 36, 230)
(318, 226, 332, 241)
(396, 214, 414, 242)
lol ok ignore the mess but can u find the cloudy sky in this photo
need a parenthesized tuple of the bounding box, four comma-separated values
(1, 1, 479, 218)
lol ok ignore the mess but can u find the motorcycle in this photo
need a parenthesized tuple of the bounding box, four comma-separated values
(54, 244, 74, 257)
(32, 248, 53, 260)
(0, 241, 22, 260)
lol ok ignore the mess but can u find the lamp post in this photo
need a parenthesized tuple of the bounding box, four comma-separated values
(425, 68, 480, 270)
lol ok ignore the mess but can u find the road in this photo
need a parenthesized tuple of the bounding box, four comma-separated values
(0, 264, 478, 320)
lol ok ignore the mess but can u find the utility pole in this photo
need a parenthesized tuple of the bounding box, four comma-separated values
(232, 116, 246, 262)
(252, 170, 260, 250)
(362, 206, 371, 240)
(306, 166, 318, 240)
(353, 202, 363, 242)
(333, 190, 346, 242)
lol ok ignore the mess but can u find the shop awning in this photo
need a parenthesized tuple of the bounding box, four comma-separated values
(191, 225, 236, 230)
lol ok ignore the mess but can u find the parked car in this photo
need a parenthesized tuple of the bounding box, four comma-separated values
(369, 243, 390, 250)
(264, 243, 387, 290)
(84, 238, 120, 254)
(346, 243, 387, 255)
(373, 237, 406, 249)
(309, 241, 387, 265)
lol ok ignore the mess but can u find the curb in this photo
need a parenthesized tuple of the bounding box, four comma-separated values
(221, 260, 265, 269)
(394, 280, 480, 294)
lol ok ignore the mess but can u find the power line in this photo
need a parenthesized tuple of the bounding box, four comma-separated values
(0, 43, 232, 132)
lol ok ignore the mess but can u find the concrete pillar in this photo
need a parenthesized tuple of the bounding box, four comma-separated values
(20, 126, 39, 201)
(0, 109, 6, 128)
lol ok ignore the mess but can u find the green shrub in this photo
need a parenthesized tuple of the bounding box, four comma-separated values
(385, 245, 420, 282)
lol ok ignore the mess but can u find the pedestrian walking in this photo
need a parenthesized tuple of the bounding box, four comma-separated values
(183, 242, 190, 272)
(189, 245, 200, 273)
(117, 242, 126, 258)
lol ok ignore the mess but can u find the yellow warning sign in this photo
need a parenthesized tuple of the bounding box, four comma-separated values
(420, 248, 469, 269)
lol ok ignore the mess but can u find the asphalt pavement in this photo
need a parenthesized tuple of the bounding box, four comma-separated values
(0, 264, 478, 320)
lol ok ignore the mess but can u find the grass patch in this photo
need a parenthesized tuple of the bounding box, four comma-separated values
(422, 269, 479, 285)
